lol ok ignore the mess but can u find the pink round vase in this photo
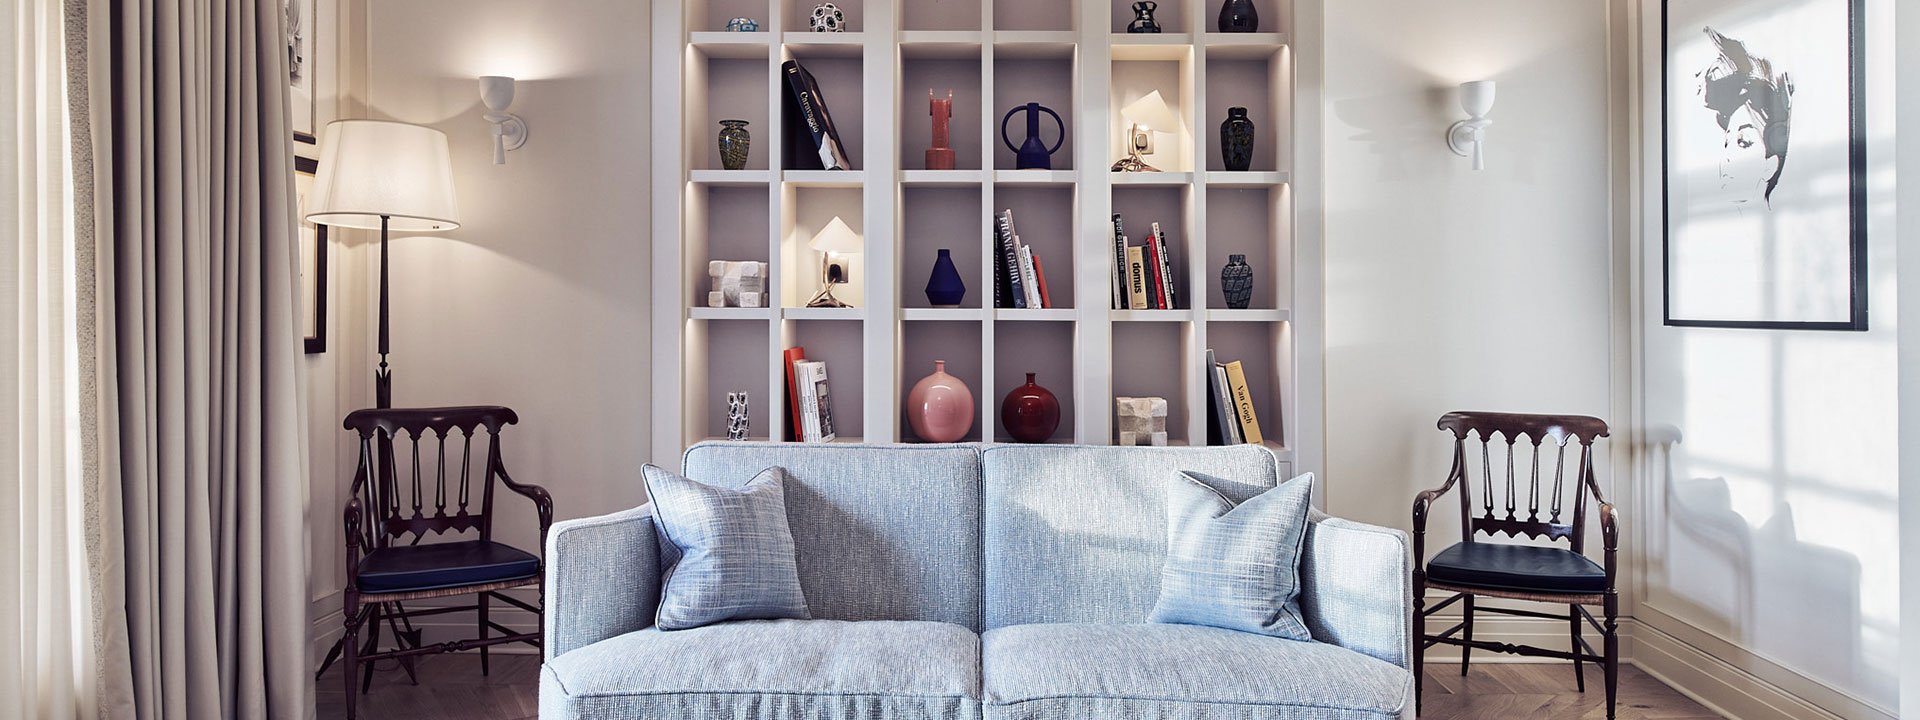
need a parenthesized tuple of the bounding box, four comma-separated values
(906, 360, 974, 443)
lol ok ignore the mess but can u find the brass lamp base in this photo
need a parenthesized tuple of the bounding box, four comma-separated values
(806, 285, 852, 308)
(1110, 152, 1161, 172)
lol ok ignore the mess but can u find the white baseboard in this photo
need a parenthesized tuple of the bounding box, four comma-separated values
(1632, 611, 1892, 720)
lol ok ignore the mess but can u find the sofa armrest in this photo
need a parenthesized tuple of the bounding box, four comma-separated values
(1297, 510, 1412, 670)
(544, 504, 660, 661)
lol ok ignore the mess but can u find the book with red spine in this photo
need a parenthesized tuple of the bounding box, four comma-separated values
(1143, 227, 1166, 309)
(1150, 221, 1176, 309)
(783, 346, 807, 441)
(1031, 253, 1053, 309)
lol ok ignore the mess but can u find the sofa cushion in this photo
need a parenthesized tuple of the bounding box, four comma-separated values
(981, 623, 1407, 720)
(981, 444, 1282, 629)
(1149, 472, 1314, 640)
(642, 465, 810, 630)
(1426, 541, 1606, 594)
(542, 619, 980, 719)
(683, 442, 984, 630)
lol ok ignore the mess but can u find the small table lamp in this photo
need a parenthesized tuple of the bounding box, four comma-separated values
(306, 119, 460, 408)
(1111, 90, 1179, 172)
(805, 216, 862, 308)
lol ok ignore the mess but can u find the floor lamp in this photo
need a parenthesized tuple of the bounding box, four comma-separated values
(306, 119, 461, 409)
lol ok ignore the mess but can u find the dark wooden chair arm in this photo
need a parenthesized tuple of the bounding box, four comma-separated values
(1411, 476, 1460, 534)
(497, 466, 554, 552)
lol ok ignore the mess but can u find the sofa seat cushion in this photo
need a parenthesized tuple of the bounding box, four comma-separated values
(1426, 542, 1606, 594)
(355, 540, 538, 594)
(981, 623, 1407, 720)
(543, 619, 980, 719)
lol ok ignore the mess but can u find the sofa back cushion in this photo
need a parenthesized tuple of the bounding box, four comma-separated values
(682, 442, 983, 630)
(981, 444, 1283, 629)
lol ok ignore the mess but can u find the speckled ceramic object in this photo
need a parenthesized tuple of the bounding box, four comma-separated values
(1221, 254, 1253, 309)
(725, 17, 760, 32)
(809, 3, 845, 32)
(906, 360, 974, 443)
(718, 120, 751, 170)
(1220, 107, 1255, 171)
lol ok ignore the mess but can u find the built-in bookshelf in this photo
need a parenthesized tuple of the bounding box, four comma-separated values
(651, 0, 1323, 475)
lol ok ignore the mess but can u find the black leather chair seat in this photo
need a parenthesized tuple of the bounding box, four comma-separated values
(1426, 541, 1606, 594)
(357, 540, 539, 594)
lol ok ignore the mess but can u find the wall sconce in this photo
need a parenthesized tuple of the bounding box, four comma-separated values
(479, 75, 528, 164)
(1111, 90, 1179, 172)
(806, 216, 862, 308)
(1446, 80, 1495, 171)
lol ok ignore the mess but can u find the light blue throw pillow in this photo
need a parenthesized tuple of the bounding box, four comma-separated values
(641, 464, 810, 630)
(1148, 471, 1314, 640)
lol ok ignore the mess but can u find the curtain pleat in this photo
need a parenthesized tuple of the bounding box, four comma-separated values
(78, 0, 313, 716)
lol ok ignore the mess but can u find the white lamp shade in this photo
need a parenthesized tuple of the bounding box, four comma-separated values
(307, 119, 461, 233)
(808, 216, 862, 253)
(1120, 90, 1179, 132)
(1459, 81, 1496, 118)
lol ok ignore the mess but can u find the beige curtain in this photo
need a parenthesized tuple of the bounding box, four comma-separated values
(3, 0, 135, 716)
(69, 0, 315, 716)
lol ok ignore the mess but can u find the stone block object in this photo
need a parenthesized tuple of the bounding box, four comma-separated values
(1115, 396, 1169, 446)
(708, 260, 768, 308)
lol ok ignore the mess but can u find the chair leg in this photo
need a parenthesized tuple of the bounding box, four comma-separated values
(384, 603, 419, 686)
(1604, 594, 1620, 720)
(342, 596, 360, 720)
(1570, 603, 1586, 692)
(360, 603, 384, 694)
(1459, 594, 1475, 676)
(1412, 573, 1426, 713)
(479, 592, 492, 676)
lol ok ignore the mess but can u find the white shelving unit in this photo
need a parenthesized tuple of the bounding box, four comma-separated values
(652, 0, 1323, 476)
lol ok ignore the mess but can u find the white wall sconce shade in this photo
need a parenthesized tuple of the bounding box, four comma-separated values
(307, 119, 461, 232)
(1447, 80, 1496, 171)
(479, 75, 528, 165)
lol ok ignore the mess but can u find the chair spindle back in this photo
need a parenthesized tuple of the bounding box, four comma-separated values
(344, 406, 520, 550)
(1438, 411, 1609, 552)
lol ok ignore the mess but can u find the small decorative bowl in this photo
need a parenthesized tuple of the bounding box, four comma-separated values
(725, 17, 760, 32)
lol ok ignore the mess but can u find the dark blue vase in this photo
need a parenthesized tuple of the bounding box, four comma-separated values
(926, 249, 966, 307)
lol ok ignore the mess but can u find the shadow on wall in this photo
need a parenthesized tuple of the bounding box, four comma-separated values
(1644, 430, 1866, 690)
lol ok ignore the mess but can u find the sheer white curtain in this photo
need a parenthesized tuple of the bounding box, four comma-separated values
(3, 0, 135, 717)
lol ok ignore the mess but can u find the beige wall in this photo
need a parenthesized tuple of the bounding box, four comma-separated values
(1320, 0, 1618, 528)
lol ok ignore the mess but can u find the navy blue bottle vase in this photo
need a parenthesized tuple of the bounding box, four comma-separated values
(926, 249, 967, 307)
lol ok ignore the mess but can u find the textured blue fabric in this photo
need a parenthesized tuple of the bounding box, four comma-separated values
(1299, 511, 1414, 671)
(1426, 541, 1606, 593)
(544, 505, 660, 660)
(542, 619, 981, 720)
(682, 442, 984, 630)
(981, 623, 1409, 720)
(642, 464, 810, 630)
(981, 444, 1282, 629)
(355, 539, 538, 593)
(1148, 472, 1314, 639)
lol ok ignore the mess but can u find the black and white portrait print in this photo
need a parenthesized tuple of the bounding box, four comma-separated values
(1663, 0, 1865, 329)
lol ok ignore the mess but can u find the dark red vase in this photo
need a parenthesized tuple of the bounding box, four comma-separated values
(1000, 373, 1061, 443)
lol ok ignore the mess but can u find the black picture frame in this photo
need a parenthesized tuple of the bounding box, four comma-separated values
(1661, 0, 1868, 331)
(295, 138, 329, 354)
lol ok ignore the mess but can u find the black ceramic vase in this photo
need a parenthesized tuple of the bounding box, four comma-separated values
(1218, 0, 1259, 32)
(1220, 107, 1255, 172)
(1221, 254, 1253, 309)
(1127, 1, 1162, 33)
(718, 120, 751, 170)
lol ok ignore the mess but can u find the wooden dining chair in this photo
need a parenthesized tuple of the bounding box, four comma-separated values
(329, 406, 552, 720)
(1411, 411, 1618, 719)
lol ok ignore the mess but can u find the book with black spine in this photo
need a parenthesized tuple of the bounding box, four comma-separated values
(1150, 222, 1176, 309)
(997, 209, 1027, 309)
(780, 60, 852, 171)
(1205, 349, 1240, 445)
(1110, 214, 1130, 309)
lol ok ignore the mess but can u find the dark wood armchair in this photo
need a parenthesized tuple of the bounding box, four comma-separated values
(1412, 411, 1618, 719)
(329, 406, 552, 720)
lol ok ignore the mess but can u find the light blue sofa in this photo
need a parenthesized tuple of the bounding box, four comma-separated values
(541, 442, 1414, 720)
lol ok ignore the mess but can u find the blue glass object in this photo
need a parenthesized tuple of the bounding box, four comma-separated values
(925, 249, 966, 307)
(725, 17, 760, 32)
(1001, 103, 1065, 171)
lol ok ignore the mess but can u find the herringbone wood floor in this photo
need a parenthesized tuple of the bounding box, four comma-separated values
(317, 655, 1718, 720)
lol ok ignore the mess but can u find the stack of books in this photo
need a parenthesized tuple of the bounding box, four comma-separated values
(1205, 348, 1270, 446)
(1110, 213, 1178, 310)
(992, 209, 1055, 309)
(784, 346, 838, 442)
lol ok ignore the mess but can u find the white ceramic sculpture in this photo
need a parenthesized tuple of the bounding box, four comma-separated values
(1115, 396, 1169, 446)
(708, 260, 768, 308)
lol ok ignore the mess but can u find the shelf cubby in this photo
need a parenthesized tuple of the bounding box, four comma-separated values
(695, 319, 773, 440)
(1111, 185, 1193, 309)
(991, 55, 1076, 171)
(778, 52, 865, 169)
(694, 55, 773, 171)
(993, 321, 1076, 442)
(1110, 321, 1192, 445)
(1204, 319, 1287, 450)
(900, 49, 984, 170)
(781, 185, 865, 308)
(901, 320, 986, 441)
(902, 186, 985, 309)
(1110, 57, 1194, 171)
(1202, 50, 1284, 172)
(992, 183, 1075, 309)
(993, 0, 1074, 31)
(689, 184, 774, 308)
(784, 0, 866, 31)
(782, 318, 866, 440)
(1203, 186, 1284, 311)
(903, 0, 983, 31)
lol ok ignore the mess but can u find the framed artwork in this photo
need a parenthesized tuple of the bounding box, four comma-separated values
(286, 0, 316, 139)
(295, 136, 328, 353)
(1662, 0, 1867, 330)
